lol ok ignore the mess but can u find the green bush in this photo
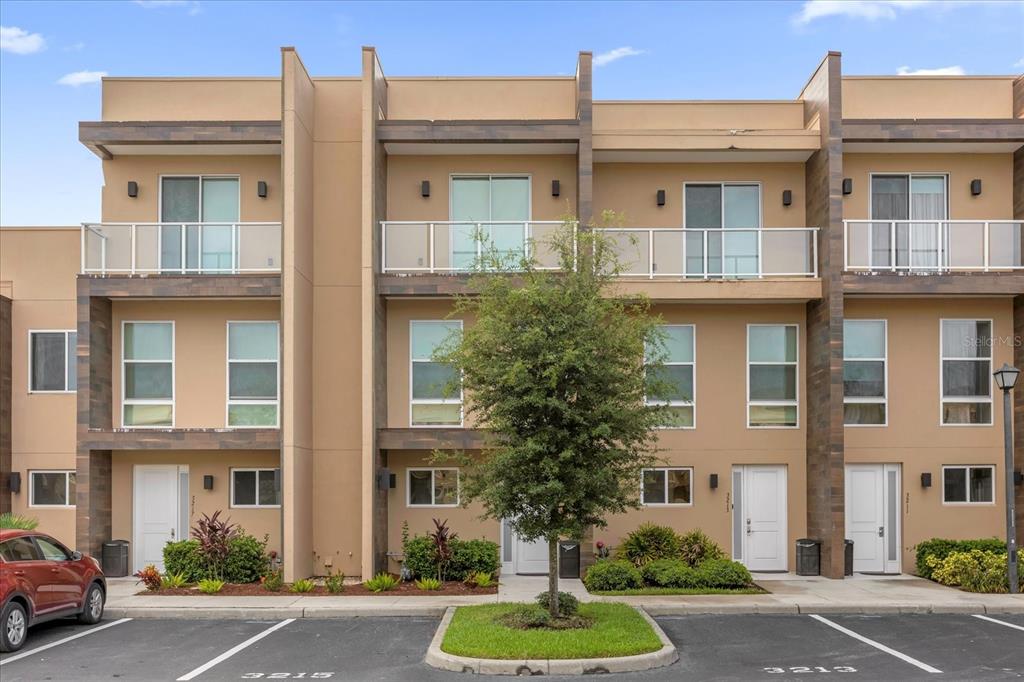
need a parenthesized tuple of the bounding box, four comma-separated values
(262, 569, 284, 592)
(0, 512, 39, 530)
(535, 591, 579, 617)
(290, 578, 316, 593)
(449, 539, 500, 580)
(583, 560, 643, 591)
(223, 534, 269, 583)
(498, 604, 551, 629)
(696, 558, 752, 588)
(928, 550, 1022, 593)
(197, 578, 225, 594)
(416, 577, 443, 591)
(915, 538, 1005, 580)
(619, 524, 682, 567)
(402, 535, 437, 580)
(465, 571, 495, 588)
(678, 530, 725, 567)
(640, 558, 701, 588)
(364, 572, 399, 592)
(163, 540, 205, 582)
(325, 571, 345, 594)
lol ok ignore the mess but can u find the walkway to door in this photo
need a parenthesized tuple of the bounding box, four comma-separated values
(496, 574, 590, 602)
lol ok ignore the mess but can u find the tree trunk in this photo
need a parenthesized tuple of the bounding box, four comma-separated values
(547, 537, 560, 618)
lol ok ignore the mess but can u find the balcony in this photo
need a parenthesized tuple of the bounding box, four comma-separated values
(844, 220, 1023, 273)
(81, 222, 281, 275)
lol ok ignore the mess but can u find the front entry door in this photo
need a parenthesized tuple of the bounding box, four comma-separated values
(845, 464, 901, 574)
(500, 519, 550, 575)
(133, 465, 187, 572)
(733, 465, 787, 571)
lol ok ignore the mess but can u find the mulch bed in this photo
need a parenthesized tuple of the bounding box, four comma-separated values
(138, 580, 498, 597)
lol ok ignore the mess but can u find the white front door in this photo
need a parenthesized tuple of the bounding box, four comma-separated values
(733, 465, 787, 571)
(500, 519, 550, 575)
(845, 464, 901, 574)
(133, 465, 187, 572)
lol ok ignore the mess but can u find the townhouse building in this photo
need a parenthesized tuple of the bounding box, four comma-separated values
(1, 47, 1022, 583)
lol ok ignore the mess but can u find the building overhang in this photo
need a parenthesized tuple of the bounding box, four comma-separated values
(376, 119, 581, 155)
(843, 272, 1024, 296)
(79, 120, 282, 159)
(842, 119, 1024, 146)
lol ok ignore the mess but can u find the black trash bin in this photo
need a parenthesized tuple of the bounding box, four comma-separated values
(844, 539, 854, 576)
(795, 538, 821, 576)
(102, 540, 130, 577)
(558, 541, 580, 579)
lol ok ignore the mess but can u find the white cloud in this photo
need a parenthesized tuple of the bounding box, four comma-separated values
(57, 70, 108, 87)
(793, 0, 999, 25)
(1015, 58, 1024, 69)
(63, 41, 86, 52)
(593, 47, 647, 67)
(0, 26, 46, 54)
(134, 0, 201, 15)
(896, 65, 966, 76)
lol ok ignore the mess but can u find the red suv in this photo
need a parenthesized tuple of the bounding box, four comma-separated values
(0, 529, 106, 652)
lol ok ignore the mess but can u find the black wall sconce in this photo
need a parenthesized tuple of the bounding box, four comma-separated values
(782, 190, 792, 207)
(377, 467, 393, 491)
(1014, 470, 1024, 486)
(656, 189, 666, 207)
(8, 472, 21, 494)
(551, 180, 560, 197)
(709, 473, 719, 490)
(970, 179, 982, 196)
(203, 475, 214, 491)
(842, 178, 853, 195)
(127, 181, 139, 198)
(257, 181, 268, 199)
(920, 472, 932, 488)
(421, 180, 430, 198)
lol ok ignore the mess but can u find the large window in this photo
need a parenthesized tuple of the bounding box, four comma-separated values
(645, 325, 696, 428)
(231, 468, 280, 508)
(941, 319, 992, 425)
(407, 468, 459, 507)
(30, 470, 75, 507)
(122, 321, 174, 427)
(410, 320, 462, 426)
(942, 465, 994, 504)
(747, 324, 798, 428)
(683, 183, 760, 276)
(450, 175, 530, 269)
(843, 320, 887, 426)
(641, 468, 693, 505)
(227, 321, 279, 427)
(160, 175, 240, 272)
(869, 174, 947, 269)
(29, 330, 77, 392)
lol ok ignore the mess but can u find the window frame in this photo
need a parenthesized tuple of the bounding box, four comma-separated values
(746, 323, 800, 429)
(28, 470, 76, 508)
(27, 329, 77, 394)
(409, 319, 463, 428)
(448, 174, 533, 271)
(645, 324, 697, 430)
(225, 321, 280, 429)
(939, 318, 994, 427)
(639, 467, 694, 507)
(157, 174, 242, 273)
(406, 467, 461, 508)
(843, 319, 888, 428)
(121, 320, 175, 429)
(941, 465, 996, 506)
(229, 467, 281, 509)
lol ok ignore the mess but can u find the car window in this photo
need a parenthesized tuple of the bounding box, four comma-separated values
(0, 537, 43, 562)
(35, 537, 71, 561)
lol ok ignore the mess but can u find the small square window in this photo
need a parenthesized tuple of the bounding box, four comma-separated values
(407, 468, 460, 507)
(231, 469, 280, 508)
(30, 471, 75, 507)
(640, 468, 692, 505)
(942, 466, 995, 504)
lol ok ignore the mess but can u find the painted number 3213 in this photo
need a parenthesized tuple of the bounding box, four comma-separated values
(240, 675, 335, 679)
(764, 667, 858, 674)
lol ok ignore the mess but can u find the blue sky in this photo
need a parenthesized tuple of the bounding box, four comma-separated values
(1, 0, 1022, 226)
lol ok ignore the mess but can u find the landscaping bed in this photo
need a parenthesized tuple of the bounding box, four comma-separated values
(589, 585, 766, 596)
(137, 580, 497, 597)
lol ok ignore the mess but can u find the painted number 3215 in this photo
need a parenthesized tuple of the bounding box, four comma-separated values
(241, 675, 335, 679)
(764, 667, 858, 674)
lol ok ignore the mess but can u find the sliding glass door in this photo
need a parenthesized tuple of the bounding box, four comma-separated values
(160, 176, 239, 272)
(870, 174, 947, 269)
(684, 183, 760, 277)
(450, 176, 530, 270)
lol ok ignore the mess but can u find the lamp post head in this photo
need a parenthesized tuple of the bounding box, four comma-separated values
(993, 363, 1020, 391)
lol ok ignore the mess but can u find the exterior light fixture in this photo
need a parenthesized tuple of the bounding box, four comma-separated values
(782, 190, 792, 207)
(656, 189, 666, 207)
(203, 475, 214, 490)
(970, 179, 982, 196)
(8, 472, 21, 494)
(709, 473, 719, 489)
(920, 472, 932, 488)
(421, 181, 430, 198)
(257, 181, 268, 198)
(552, 180, 560, 197)
(127, 181, 139, 198)
(842, 178, 853, 195)
(994, 363, 1020, 391)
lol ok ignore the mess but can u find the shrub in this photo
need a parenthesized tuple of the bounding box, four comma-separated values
(0, 512, 39, 530)
(535, 591, 579, 617)
(261, 569, 284, 592)
(429, 519, 457, 581)
(198, 578, 225, 594)
(290, 578, 316, 593)
(583, 560, 643, 591)
(134, 565, 162, 591)
(915, 538, 1005, 580)
(619, 524, 682, 567)
(364, 573, 399, 592)
(678, 530, 725, 567)
(640, 559, 701, 588)
(416, 577, 442, 591)
(450, 539, 500, 580)
(929, 550, 1021, 593)
(223, 534, 269, 584)
(325, 571, 345, 594)
(163, 540, 205, 582)
(465, 571, 495, 588)
(192, 511, 239, 580)
(402, 535, 437, 580)
(160, 572, 189, 589)
(498, 604, 551, 629)
(696, 559, 752, 589)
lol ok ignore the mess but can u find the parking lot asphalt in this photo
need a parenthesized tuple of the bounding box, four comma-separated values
(0, 613, 1021, 681)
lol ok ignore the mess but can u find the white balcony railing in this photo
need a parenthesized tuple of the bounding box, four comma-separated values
(844, 220, 1023, 273)
(81, 222, 282, 275)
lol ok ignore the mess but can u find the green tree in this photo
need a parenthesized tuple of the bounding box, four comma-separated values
(436, 216, 672, 618)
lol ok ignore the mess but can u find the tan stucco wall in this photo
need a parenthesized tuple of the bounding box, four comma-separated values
(842, 77, 1015, 120)
(102, 78, 282, 122)
(386, 78, 577, 120)
(594, 101, 807, 131)
(845, 297, 1014, 571)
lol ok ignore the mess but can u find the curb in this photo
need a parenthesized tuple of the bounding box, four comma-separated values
(423, 606, 678, 676)
(643, 603, 1024, 616)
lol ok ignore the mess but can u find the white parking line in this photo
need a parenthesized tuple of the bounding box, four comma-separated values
(0, 618, 132, 666)
(808, 614, 943, 674)
(972, 614, 1024, 632)
(176, 618, 295, 681)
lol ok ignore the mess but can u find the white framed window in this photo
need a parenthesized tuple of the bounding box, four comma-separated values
(683, 182, 761, 276)
(230, 468, 281, 508)
(869, 173, 948, 270)
(29, 470, 76, 508)
(410, 320, 462, 427)
(747, 324, 798, 428)
(843, 320, 887, 426)
(159, 175, 241, 272)
(645, 325, 696, 428)
(226, 321, 279, 428)
(940, 319, 993, 425)
(942, 465, 995, 505)
(28, 330, 77, 393)
(407, 468, 460, 507)
(641, 467, 693, 506)
(450, 175, 531, 269)
(122, 321, 174, 428)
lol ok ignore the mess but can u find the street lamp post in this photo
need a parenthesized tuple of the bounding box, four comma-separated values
(993, 363, 1020, 595)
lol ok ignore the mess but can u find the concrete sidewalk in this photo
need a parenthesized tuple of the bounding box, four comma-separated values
(103, 573, 1024, 619)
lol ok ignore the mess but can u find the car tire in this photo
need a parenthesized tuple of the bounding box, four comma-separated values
(1, 601, 28, 653)
(78, 583, 105, 624)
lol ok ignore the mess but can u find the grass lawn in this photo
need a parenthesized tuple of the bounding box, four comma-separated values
(441, 602, 663, 660)
(590, 586, 765, 596)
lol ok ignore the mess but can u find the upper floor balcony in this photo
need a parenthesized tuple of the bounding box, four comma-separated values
(843, 220, 1023, 273)
(81, 222, 281, 276)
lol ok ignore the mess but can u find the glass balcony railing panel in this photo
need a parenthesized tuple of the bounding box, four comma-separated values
(844, 220, 1023, 272)
(762, 229, 816, 276)
(528, 222, 563, 270)
(237, 223, 282, 272)
(651, 230, 685, 276)
(988, 221, 1022, 269)
(602, 229, 650, 277)
(383, 222, 432, 272)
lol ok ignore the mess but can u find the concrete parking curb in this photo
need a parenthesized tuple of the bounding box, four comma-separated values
(423, 606, 678, 676)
